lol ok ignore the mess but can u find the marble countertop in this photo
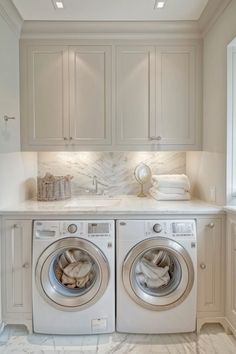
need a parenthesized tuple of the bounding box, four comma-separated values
(0, 195, 224, 216)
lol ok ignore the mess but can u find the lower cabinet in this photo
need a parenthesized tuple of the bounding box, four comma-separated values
(197, 217, 225, 320)
(1, 219, 32, 327)
(226, 214, 236, 331)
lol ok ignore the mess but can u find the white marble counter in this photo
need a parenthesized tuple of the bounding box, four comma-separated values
(0, 196, 224, 217)
(224, 205, 236, 214)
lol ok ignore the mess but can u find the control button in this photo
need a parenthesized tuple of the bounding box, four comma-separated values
(67, 224, 78, 234)
(153, 223, 162, 233)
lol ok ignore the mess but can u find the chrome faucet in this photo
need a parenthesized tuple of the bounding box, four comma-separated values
(93, 175, 99, 194)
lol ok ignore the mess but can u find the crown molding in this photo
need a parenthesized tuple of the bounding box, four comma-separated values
(198, 0, 232, 36)
(0, 0, 23, 37)
(21, 20, 201, 39)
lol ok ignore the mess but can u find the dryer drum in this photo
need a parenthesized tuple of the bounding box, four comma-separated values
(122, 237, 194, 311)
(35, 237, 110, 311)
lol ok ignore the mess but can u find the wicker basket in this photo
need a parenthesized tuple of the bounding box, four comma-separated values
(37, 173, 73, 201)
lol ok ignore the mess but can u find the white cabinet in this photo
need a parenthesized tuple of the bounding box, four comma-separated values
(21, 43, 112, 150)
(69, 46, 112, 145)
(116, 44, 200, 149)
(2, 220, 32, 327)
(197, 218, 224, 317)
(116, 46, 156, 145)
(226, 214, 236, 331)
(21, 40, 202, 151)
(22, 45, 69, 147)
(156, 47, 196, 145)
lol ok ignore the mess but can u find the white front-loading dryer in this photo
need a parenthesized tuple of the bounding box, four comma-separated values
(32, 220, 115, 335)
(116, 220, 197, 334)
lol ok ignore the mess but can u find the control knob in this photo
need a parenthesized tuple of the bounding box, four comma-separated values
(68, 224, 78, 234)
(153, 223, 162, 233)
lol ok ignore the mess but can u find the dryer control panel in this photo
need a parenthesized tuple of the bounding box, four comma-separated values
(146, 220, 196, 238)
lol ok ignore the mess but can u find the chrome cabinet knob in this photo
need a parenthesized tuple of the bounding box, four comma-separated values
(207, 223, 215, 229)
(22, 262, 30, 269)
(153, 223, 162, 233)
(200, 263, 206, 270)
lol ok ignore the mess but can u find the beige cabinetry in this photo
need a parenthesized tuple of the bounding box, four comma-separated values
(226, 214, 236, 332)
(69, 46, 112, 145)
(20, 39, 202, 151)
(21, 43, 112, 150)
(116, 46, 156, 145)
(1, 219, 32, 330)
(22, 45, 69, 147)
(197, 218, 225, 328)
(156, 46, 196, 145)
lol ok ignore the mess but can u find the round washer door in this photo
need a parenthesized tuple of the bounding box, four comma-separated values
(122, 237, 194, 311)
(35, 237, 109, 311)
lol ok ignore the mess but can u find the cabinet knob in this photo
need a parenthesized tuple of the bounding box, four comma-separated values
(13, 224, 20, 229)
(63, 137, 68, 141)
(207, 223, 215, 229)
(157, 136, 162, 141)
(200, 263, 206, 270)
(22, 262, 30, 269)
(69, 137, 73, 140)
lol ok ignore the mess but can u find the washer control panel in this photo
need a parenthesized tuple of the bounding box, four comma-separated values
(34, 220, 113, 239)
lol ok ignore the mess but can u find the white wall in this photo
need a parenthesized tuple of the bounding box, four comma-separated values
(187, 0, 236, 205)
(0, 3, 37, 211)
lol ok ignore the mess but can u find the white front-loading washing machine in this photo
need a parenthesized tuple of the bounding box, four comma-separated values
(32, 220, 115, 335)
(116, 220, 197, 334)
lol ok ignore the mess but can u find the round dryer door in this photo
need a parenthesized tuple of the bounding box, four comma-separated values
(123, 238, 194, 311)
(35, 237, 109, 311)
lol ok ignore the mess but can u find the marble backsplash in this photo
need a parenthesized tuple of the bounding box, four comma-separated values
(38, 152, 186, 196)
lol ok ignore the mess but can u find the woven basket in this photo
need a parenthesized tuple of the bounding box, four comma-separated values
(37, 173, 73, 201)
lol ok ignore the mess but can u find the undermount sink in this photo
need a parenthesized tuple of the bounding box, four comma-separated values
(65, 197, 121, 208)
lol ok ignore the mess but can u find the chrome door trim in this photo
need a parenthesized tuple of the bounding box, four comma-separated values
(122, 237, 194, 311)
(35, 237, 109, 311)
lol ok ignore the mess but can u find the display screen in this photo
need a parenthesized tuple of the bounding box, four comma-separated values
(172, 222, 193, 234)
(88, 223, 110, 234)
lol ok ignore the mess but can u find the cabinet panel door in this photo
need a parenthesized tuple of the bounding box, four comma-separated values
(226, 216, 236, 329)
(197, 218, 223, 314)
(156, 47, 195, 145)
(27, 46, 69, 145)
(4, 220, 32, 315)
(116, 46, 156, 145)
(69, 46, 112, 145)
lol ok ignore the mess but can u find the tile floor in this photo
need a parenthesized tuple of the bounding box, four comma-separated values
(0, 324, 236, 353)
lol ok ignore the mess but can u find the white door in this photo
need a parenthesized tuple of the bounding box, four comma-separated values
(69, 46, 112, 145)
(197, 218, 224, 315)
(116, 46, 156, 145)
(26, 46, 69, 146)
(3, 220, 32, 316)
(156, 46, 196, 145)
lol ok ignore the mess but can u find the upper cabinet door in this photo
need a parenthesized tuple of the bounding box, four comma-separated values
(116, 46, 156, 145)
(156, 46, 196, 145)
(25, 46, 69, 146)
(69, 46, 112, 145)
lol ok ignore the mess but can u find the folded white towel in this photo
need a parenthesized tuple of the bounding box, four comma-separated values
(149, 187, 191, 201)
(152, 174, 190, 190)
(157, 187, 187, 195)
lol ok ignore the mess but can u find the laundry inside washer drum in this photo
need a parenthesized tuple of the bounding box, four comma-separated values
(48, 248, 99, 297)
(134, 249, 182, 297)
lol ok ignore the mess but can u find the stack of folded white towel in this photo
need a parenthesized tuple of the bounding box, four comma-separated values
(149, 174, 191, 201)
